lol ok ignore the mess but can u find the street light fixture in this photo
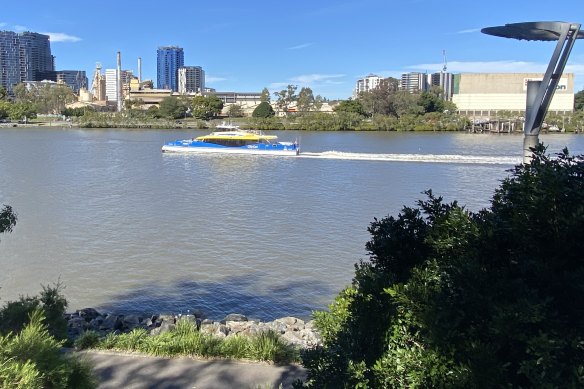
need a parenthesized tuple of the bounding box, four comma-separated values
(481, 21, 583, 162)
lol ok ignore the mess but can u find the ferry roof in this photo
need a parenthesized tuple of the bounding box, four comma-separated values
(196, 131, 277, 141)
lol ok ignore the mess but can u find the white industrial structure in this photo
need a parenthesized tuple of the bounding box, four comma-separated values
(452, 73, 574, 118)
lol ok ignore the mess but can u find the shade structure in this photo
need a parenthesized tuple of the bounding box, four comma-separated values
(482, 21, 584, 41)
(482, 21, 582, 162)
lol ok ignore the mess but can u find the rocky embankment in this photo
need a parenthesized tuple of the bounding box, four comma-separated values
(66, 308, 321, 349)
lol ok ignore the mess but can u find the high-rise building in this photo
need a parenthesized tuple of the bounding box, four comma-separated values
(178, 66, 205, 94)
(0, 31, 54, 94)
(105, 69, 134, 102)
(157, 46, 184, 92)
(38, 70, 88, 94)
(429, 72, 453, 101)
(353, 74, 383, 98)
(105, 69, 118, 102)
(400, 72, 427, 93)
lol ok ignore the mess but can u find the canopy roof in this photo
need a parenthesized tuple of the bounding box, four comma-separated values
(481, 21, 584, 41)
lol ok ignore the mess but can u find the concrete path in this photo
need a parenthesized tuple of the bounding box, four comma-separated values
(80, 350, 307, 389)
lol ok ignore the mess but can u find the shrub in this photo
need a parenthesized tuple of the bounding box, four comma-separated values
(0, 281, 68, 340)
(74, 330, 101, 350)
(252, 101, 275, 118)
(301, 145, 584, 388)
(0, 308, 97, 388)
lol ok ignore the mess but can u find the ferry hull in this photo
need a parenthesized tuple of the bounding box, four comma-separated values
(161, 144, 299, 156)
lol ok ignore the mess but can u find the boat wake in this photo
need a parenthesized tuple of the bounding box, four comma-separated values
(299, 151, 521, 165)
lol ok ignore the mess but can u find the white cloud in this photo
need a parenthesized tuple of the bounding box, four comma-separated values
(43, 32, 82, 42)
(0, 22, 7, 27)
(14, 25, 28, 32)
(289, 73, 346, 84)
(287, 42, 314, 50)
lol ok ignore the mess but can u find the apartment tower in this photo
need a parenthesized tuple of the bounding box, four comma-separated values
(157, 46, 184, 91)
(0, 31, 54, 94)
(178, 66, 205, 94)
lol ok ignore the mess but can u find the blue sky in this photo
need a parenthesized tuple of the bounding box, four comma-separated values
(2, 0, 584, 99)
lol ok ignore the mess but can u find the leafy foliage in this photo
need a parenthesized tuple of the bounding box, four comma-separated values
(0, 281, 68, 340)
(252, 101, 275, 118)
(0, 308, 97, 388)
(192, 95, 224, 120)
(301, 145, 584, 388)
(91, 317, 299, 363)
(62, 106, 95, 117)
(227, 104, 244, 117)
(0, 205, 16, 237)
(158, 96, 189, 119)
(575, 88, 584, 111)
(333, 99, 367, 117)
(13, 82, 75, 115)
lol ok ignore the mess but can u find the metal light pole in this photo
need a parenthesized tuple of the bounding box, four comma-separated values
(481, 22, 583, 163)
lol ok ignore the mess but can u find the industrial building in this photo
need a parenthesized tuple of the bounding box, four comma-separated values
(452, 73, 574, 118)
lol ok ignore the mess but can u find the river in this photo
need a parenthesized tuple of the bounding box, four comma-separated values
(0, 128, 582, 320)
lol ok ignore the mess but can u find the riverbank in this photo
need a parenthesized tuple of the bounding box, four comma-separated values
(66, 308, 321, 350)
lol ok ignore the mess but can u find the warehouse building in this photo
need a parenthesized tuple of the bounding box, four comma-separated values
(452, 73, 574, 119)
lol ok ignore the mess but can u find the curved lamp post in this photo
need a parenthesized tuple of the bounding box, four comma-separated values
(481, 22, 583, 162)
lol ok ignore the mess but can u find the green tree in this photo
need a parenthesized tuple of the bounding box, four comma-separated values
(8, 102, 37, 121)
(260, 87, 271, 102)
(252, 101, 275, 118)
(333, 99, 367, 117)
(13, 83, 75, 114)
(574, 89, 584, 111)
(191, 95, 224, 120)
(313, 95, 325, 111)
(273, 84, 298, 116)
(0, 205, 16, 238)
(418, 87, 446, 113)
(158, 96, 188, 119)
(297, 87, 315, 112)
(227, 104, 244, 118)
(301, 146, 584, 388)
(0, 86, 7, 101)
(358, 77, 400, 116)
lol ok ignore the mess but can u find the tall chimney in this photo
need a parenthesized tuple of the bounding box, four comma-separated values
(138, 57, 142, 83)
(116, 51, 122, 112)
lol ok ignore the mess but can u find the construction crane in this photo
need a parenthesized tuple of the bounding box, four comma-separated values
(442, 50, 447, 73)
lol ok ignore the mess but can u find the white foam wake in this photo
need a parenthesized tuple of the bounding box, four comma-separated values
(299, 151, 521, 165)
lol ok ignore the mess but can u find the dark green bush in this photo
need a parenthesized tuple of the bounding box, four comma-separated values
(0, 281, 68, 340)
(301, 145, 584, 388)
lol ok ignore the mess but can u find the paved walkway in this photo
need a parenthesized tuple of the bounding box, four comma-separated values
(80, 351, 307, 389)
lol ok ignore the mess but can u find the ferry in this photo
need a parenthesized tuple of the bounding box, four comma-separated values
(161, 123, 299, 156)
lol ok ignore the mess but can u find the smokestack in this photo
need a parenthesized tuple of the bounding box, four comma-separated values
(138, 57, 142, 83)
(116, 51, 122, 112)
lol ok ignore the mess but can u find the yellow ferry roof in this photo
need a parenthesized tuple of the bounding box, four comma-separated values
(196, 131, 277, 141)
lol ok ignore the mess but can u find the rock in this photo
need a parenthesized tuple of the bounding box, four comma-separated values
(123, 314, 142, 329)
(216, 324, 229, 337)
(222, 313, 247, 323)
(100, 314, 123, 331)
(77, 308, 101, 321)
(150, 321, 175, 336)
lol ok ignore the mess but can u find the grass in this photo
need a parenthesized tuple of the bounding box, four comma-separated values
(77, 317, 300, 364)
